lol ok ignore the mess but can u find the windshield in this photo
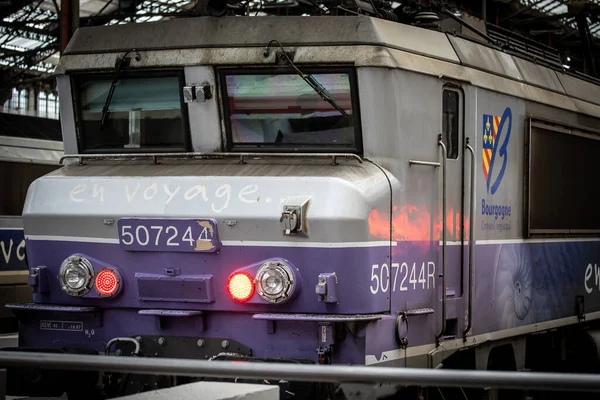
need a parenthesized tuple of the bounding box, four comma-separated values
(221, 69, 360, 152)
(75, 73, 188, 152)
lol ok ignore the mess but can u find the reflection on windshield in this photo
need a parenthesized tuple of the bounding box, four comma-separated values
(78, 75, 186, 152)
(224, 72, 357, 150)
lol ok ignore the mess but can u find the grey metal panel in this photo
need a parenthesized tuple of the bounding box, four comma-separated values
(512, 57, 565, 94)
(0, 135, 63, 151)
(54, 46, 398, 75)
(56, 75, 78, 155)
(0, 216, 22, 229)
(184, 66, 222, 152)
(372, 18, 459, 63)
(525, 101, 600, 131)
(447, 36, 522, 81)
(62, 16, 460, 64)
(386, 48, 598, 118)
(0, 135, 63, 165)
(557, 71, 600, 107)
(22, 159, 391, 243)
(474, 88, 527, 241)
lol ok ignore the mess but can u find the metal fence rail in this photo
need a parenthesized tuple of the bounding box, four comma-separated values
(0, 351, 599, 392)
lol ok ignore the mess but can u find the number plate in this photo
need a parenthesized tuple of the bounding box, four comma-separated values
(118, 218, 220, 253)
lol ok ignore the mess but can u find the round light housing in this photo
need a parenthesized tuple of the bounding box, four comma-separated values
(227, 271, 255, 302)
(95, 269, 120, 297)
(255, 260, 295, 304)
(58, 256, 94, 297)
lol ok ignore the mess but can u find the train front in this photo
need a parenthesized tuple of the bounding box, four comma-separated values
(2, 17, 394, 398)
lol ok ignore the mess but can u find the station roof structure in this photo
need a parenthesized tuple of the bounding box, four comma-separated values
(0, 0, 598, 92)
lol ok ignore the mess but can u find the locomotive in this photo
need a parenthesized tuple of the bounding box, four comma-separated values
(3, 8, 600, 400)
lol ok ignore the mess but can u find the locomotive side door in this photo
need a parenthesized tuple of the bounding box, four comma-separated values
(437, 84, 466, 342)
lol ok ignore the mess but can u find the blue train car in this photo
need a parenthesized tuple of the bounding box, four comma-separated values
(0, 135, 62, 332)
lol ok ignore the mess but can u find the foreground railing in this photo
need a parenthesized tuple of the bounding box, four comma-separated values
(0, 351, 599, 392)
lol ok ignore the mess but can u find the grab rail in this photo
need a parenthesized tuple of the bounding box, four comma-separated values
(60, 152, 363, 166)
(1, 351, 600, 391)
(408, 160, 441, 167)
(435, 133, 447, 346)
(463, 137, 475, 340)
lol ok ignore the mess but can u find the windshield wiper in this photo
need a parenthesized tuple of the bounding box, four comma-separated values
(264, 39, 348, 117)
(99, 50, 141, 131)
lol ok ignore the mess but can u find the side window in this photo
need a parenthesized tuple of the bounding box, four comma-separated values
(72, 71, 190, 153)
(442, 88, 461, 159)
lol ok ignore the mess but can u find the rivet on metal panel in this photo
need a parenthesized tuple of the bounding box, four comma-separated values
(221, 340, 230, 349)
(103, 219, 114, 226)
(158, 337, 166, 346)
(197, 339, 205, 348)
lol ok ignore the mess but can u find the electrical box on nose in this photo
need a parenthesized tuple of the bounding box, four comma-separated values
(280, 196, 310, 236)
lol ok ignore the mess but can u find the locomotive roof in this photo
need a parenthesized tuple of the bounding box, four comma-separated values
(63, 15, 458, 62)
(57, 15, 600, 117)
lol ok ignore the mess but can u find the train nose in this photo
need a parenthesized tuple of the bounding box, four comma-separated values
(20, 159, 393, 313)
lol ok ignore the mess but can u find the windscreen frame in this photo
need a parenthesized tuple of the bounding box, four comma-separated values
(524, 116, 600, 237)
(217, 65, 363, 154)
(70, 69, 192, 154)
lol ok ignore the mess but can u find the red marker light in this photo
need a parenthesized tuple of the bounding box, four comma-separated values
(227, 272, 255, 302)
(95, 269, 120, 296)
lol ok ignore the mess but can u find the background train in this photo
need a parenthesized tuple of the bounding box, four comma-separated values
(0, 122, 63, 333)
(2, 7, 600, 400)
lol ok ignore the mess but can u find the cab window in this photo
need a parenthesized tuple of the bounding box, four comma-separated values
(220, 67, 362, 153)
(73, 71, 190, 153)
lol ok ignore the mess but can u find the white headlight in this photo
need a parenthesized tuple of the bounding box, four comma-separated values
(59, 256, 94, 296)
(255, 260, 295, 304)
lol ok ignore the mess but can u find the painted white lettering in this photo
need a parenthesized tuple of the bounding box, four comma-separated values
(125, 184, 140, 203)
(380, 263, 390, 293)
(409, 262, 417, 290)
(400, 262, 408, 291)
(92, 184, 104, 202)
(1, 239, 13, 264)
(370, 264, 380, 294)
(184, 185, 208, 201)
(163, 185, 180, 205)
(427, 261, 436, 289)
(143, 183, 158, 200)
(391, 263, 399, 292)
(239, 184, 259, 203)
(212, 184, 231, 213)
(199, 227, 210, 241)
(69, 184, 86, 202)
(372, 260, 437, 294)
(418, 262, 426, 288)
(585, 263, 594, 294)
(16, 240, 25, 261)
